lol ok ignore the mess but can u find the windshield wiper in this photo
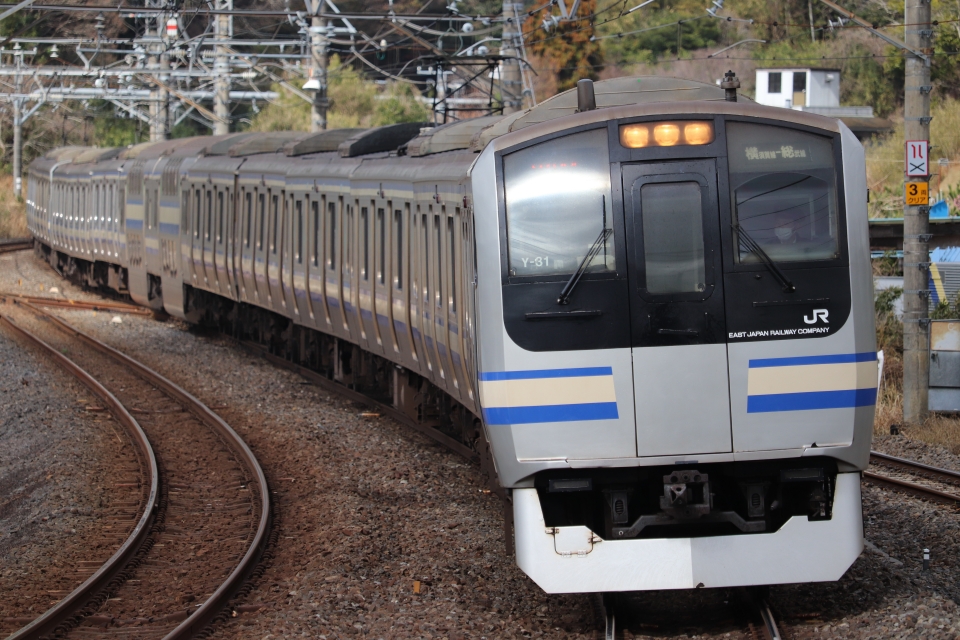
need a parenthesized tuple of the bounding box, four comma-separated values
(558, 196, 611, 305)
(733, 223, 796, 293)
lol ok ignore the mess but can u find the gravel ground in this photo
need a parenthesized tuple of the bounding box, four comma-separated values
(4, 249, 960, 639)
(0, 302, 143, 635)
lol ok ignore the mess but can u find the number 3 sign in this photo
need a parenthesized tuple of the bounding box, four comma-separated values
(906, 140, 929, 177)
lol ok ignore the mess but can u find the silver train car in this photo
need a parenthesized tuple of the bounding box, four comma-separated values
(26, 75, 876, 595)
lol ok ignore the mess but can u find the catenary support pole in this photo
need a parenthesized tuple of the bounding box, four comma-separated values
(213, 0, 231, 135)
(13, 98, 22, 199)
(902, 0, 932, 424)
(500, 1, 523, 114)
(310, 11, 328, 132)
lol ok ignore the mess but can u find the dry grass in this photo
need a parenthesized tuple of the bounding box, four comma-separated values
(0, 174, 26, 239)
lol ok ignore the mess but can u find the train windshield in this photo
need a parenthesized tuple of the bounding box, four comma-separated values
(727, 122, 840, 264)
(503, 128, 615, 277)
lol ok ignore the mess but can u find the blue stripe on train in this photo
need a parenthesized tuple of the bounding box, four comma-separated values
(483, 401, 619, 425)
(479, 367, 613, 382)
(747, 388, 878, 413)
(749, 352, 877, 368)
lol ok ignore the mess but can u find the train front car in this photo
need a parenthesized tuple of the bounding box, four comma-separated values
(470, 77, 875, 593)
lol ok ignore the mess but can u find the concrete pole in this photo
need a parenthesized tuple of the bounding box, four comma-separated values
(500, 2, 523, 114)
(213, 0, 231, 135)
(158, 46, 170, 140)
(310, 13, 328, 132)
(13, 99, 22, 199)
(901, 0, 932, 424)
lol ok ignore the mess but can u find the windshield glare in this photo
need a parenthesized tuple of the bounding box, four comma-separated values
(503, 128, 615, 277)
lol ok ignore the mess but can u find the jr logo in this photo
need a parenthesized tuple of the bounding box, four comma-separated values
(804, 309, 829, 324)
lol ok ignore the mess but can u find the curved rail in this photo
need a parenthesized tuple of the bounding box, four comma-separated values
(0, 312, 160, 640)
(0, 238, 32, 253)
(5, 302, 272, 640)
(865, 450, 960, 507)
(0, 293, 152, 315)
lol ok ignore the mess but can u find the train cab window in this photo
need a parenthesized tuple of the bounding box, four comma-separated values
(727, 122, 840, 264)
(394, 208, 404, 290)
(328, 200, 337, 269)
(503, 128, 614, 277)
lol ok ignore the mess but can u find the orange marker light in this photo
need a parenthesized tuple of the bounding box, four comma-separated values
(683, 122, 714, 145)
(620, 124, 650, 148)
(653, 123, 681, 147)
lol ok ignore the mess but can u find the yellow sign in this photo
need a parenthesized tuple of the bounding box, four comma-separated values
(906, 181, 929, 205)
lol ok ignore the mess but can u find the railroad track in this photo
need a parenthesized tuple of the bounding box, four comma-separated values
(0, 293, 152, 315)
(0, 300, 271, 639)
(865, 450, 960, 507)
(0, 238, 32, 254)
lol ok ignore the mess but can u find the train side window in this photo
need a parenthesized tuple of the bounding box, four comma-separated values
(245, 190, 253, 248)
(205, 189, 212, 241)
(271, 193, 279, 255)
(423, 213, 429, 306)
(726, 122, 840, 264)
(435, 213, 442, 308)
(448, 213, 456, 313)
(258, 192, 266, 250)
(312, 199, 321, 267)
(394, 208, 403, 290)
(502, 128, 614, 277)
(194, 189, 201, 238)
(328, 200, 337, 270)
(378, 207, 385, 284)
(181, 190, 189, 233)
(361, 206, 369, 280)
(217, 190, 225, 244)
(296, 198, 304, 264)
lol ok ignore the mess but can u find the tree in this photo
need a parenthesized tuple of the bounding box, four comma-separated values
(524, 0, 604, 92)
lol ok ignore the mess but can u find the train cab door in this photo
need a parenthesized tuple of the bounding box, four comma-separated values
(621, 159, 733, 457)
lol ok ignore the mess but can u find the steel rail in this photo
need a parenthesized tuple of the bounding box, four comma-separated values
(0, 239, 32, 253)
(870, 450, 960, 485)
(862, 470, 960, 506)
(755, 596, 782, 640)
(8, 301, 272, 640)
(0, 292, 152, 315)
(0, 311, 159, 640)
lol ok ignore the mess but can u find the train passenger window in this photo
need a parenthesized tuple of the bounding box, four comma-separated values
(244, 191, 253, 248)
(503, 128, 614, 277)
(296, 199, 304, 264)
(181, 191, 189, 233)
(448, 215, 456, 313)
(328, 201, 337, 269)
(361, 206, 369, 280)
(205, 190, 212, 242)
(258, 192, 266, 250)
(394, 209, 403, 290)
(727, 122, 840, 264)
(312, 200, 321, 267)
(378, 208, 385, 284)
(641, 182, 705, 294)
(194, 190, 201, 238)
(435, 213, 442, 308)
(217, 191, 224, 244)
(271, 194, 279, 255)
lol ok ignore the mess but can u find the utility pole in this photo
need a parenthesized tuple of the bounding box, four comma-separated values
(902, 0, 933, 424)
(500, 1, 523, 114)
(12, 45, 23, 198)
(147, 11, 169, 141)
(309, 9, 328, 131)
(213, 0, 231, 135)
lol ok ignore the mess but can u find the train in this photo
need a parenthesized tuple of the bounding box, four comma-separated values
(26, 73, 876, 596)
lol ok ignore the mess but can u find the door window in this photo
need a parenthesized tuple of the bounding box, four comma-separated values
(640, 182, 705, 294)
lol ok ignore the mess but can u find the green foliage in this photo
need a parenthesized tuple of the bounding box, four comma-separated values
(875, 287, 903, 354)
(873, 251, 903, 277)
(597, 4, 720, 64)
(372, 82, 429, 126)
(930, 299, 958, 320)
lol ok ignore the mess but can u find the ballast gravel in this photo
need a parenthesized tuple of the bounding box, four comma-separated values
(4, 248, 960, 639)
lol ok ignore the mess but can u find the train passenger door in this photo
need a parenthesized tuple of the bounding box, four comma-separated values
(622, 160, 732, 457)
